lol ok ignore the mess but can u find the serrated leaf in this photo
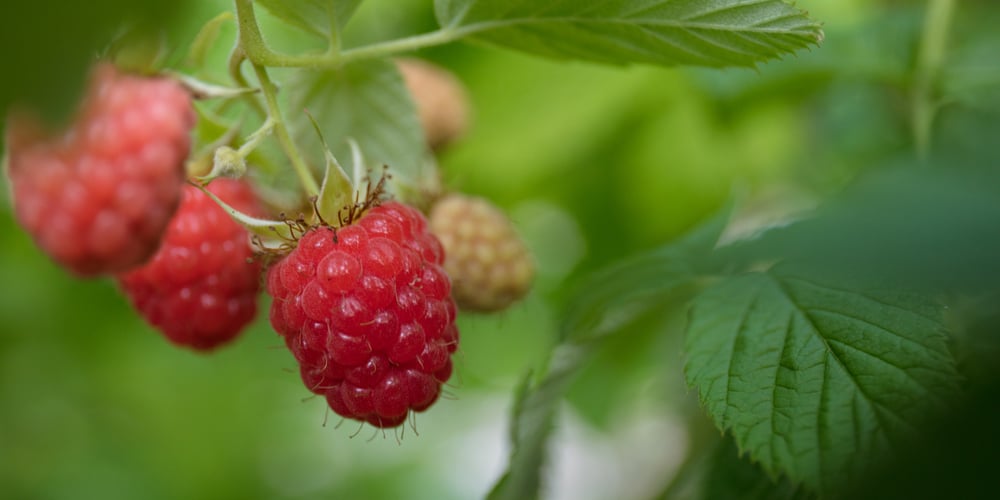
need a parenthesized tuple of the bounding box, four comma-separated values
(257, 0, 362, 38)
(285, 60, 424, 191)
(434, 0, 823, 68)
(684, 270, 961, 495)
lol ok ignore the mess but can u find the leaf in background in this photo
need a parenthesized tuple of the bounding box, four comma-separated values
(489, 207, 729, 500)
(684, 268, 961, 495)
(701, 437, 815, 500)
(256, 0, 362, 39)
(434, 0, 823, 68)
(561, 203, 730, 343)
(0, 0, 187, 123)
(488, 345, 585, 500)
(719, 165, 1000, 293)
(285, 59, 424, 190)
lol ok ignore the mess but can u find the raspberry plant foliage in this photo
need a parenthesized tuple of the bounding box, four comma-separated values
(23, 0, 1000, 498)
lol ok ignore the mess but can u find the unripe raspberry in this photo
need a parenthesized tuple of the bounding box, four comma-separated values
(267, 201, 459, 428)
(429, 194, 534, 313)
(117, 179, 263, 351)
(4, 62, 194, 276)
(396, 58, 470, 150)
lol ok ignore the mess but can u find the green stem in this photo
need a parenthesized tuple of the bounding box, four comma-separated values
(336, 29, 463, 65)
(234, 0, 462, 68)
(251, 62, 320, 196)
(237, 117, 274, 157)
(225, 47, 266, 117)
(233, 0, 318, 195)
(912, 0, 957, 160)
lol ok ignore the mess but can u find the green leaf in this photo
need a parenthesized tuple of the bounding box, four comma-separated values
(701, 437, 815, 500)
(195, 183, 296, 246)
(684, 269, 961, 495)
(285, 59, 424, 191)
(488, 345, 585, 500)
(561, 202, 730, 342)
(0, 0, 187, 123)
(434, 0, 823, 68)
(256, 0, 362, 38)
(303, 111, 353, 226)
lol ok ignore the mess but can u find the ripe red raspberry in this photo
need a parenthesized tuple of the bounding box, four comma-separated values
(267, 201, 459, 428)
(429, 193, 534, 312)
(4, 62, 194, 276)
(117, 179, 262, 351)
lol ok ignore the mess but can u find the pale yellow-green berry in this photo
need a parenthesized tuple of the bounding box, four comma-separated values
(429, 193, 534, 313)
(396, 58, 470, 151)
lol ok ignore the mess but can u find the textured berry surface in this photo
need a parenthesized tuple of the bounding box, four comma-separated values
(267, 202, 459, 428)
(429, 194, 534, 313)
(397, 58, 469, 150)
(4, 62, 194, 276)
(118, 179, 262, 351)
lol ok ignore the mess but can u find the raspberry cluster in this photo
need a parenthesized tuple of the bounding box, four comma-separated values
(267, 202, 459, 428)
(118, 179, 263, 351)
(5, 62, 194, 276)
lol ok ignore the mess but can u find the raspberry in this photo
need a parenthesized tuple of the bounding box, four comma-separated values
(396, 58, 470, 150)
(428, 194, 534, 313)
(117, 179, 262, 351)
(4, 62, 194, 276)
(267, 201, 459, 428)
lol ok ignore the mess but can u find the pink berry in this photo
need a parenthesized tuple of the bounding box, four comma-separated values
(4, 62, 195, 276)
(117, 179, 262, 351)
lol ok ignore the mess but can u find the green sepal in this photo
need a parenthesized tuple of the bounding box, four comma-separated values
(305, 112, 354, 227)
(194, 182, 297, 249)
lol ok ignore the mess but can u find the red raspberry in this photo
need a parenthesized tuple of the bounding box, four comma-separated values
(266, 202, 459, 428)
(4, 62, 194, 276)
(117, 179, 262, 351)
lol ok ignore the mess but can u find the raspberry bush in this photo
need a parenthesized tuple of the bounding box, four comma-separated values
(5, 0, 1000, 499)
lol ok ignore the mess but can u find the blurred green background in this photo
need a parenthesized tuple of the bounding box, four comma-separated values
(2, 0, 998, 499)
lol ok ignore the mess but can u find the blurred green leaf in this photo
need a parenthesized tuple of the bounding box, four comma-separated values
(487, 346, 581, 500)
(0, 1, 188, 123)
(722, 165, 1000, 293)
(701, 437, 814, 500)
(257, 0, 362, 38)
(434, 0, 823, 68)
(561, 203, 730, 343)
(489, 207, 728, 500)
(285, 59, 423, 190)
(685, 268, 961, 495)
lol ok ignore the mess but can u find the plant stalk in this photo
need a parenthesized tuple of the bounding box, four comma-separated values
(912, 0, 957, 159)
(250, 63, 320, 197)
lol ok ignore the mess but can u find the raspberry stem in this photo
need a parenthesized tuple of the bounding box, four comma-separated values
(250, 62, 320, 197)
(912, 0, 956, 160)
(237, 117, 275, 157)
(233, 0, 462, 68)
